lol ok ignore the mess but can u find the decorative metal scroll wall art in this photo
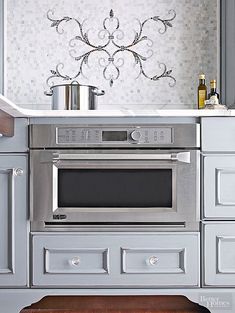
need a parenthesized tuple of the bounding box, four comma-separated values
(46, 9, 176, 88)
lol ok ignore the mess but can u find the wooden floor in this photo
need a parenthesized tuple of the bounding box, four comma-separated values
(21, 295, 211, 313)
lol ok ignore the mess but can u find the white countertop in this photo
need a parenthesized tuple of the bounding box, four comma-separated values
(0, 94, 234, 118)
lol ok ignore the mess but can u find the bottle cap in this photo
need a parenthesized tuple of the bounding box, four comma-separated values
(199, 74, 205, 79)
(210, 80, 216, 88)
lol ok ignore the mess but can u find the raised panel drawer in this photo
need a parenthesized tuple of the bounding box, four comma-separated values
(203, 155, 235, 219)
(202, 118, 235, 152)
(32, 233, 199, 288)
(204, 223, 235, 286)
(122, 248, 185, 274)
(44, 248, 109, 274)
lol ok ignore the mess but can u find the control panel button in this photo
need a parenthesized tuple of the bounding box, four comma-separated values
(130, 130, 141, 141)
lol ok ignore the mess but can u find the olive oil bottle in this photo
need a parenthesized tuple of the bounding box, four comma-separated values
(198, 74, 207, 109)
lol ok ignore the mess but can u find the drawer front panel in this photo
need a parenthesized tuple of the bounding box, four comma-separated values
(44, 248, 109, 274)
(202, 118, 235, 152)
(122, 248, 185, 274)
(32, 235, 112, 287)
(32, 233, 199, 288)
(204, 155, 235, 218)
(204, 223, 235, 286)
(119, 234, 199, 287)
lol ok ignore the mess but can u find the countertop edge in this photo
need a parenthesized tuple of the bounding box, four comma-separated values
(0, 94, 234, 118)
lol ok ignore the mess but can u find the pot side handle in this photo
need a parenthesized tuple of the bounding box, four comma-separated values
(92, 88, 105, 96)
(44, 90, 53, 96)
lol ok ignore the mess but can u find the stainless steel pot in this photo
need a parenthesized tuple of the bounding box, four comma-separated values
(45, 81, 105, 110)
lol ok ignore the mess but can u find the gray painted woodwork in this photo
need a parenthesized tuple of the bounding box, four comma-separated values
(32, 232, 199, 288)
(29, 117, 198, 125)
(203, 155, 235, 219)
(202, 118, 235, 152)
(0, 154, 27, 286)
(0, 289, 228, 313)
(0, 118, 28, 152)
(204, 223, 235, 287)
(0, 0, 3, 94)
(220, 0, 235, 107)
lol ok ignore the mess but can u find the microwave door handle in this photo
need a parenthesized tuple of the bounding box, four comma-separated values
(55, 152, 190, 163)
(171, 152, 191, 163)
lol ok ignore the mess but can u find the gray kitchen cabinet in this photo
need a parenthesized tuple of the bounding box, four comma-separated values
(202, 118, 235, 152)
(0, 155, 27, 286)
(204, 223, 235, 287)
(32, 232, 199, 288)
(0, 118, 28, 152)
(203, 155, 235, 219)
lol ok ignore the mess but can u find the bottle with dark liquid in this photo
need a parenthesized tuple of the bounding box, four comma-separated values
(208, 80, 220, 101)
(198, 74, 207, 109)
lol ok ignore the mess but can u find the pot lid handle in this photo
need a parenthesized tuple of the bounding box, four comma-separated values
(71, 80, 80, 85)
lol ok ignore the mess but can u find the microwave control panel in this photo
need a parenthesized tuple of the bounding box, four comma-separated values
(56, 127, 174, 145)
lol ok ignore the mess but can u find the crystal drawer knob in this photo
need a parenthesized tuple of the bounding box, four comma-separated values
(148, 256, 159, 266)
(70, 256, 80, 267)
(14, 168, 24, 176)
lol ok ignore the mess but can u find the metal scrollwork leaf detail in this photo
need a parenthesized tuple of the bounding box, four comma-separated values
(46, 9, 176, 88)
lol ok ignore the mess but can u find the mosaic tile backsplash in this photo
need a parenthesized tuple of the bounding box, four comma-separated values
(6, 0, 218, 109)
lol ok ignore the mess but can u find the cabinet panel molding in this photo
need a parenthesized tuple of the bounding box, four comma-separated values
(0, 155, 27, 287)
(216, 168, 235, 206)
(121, 248, 186, 274)
(0, 168, 15, 275)
(217, 236, 235, 274)
(204, 155, 235, 219)
(44, 247, 109, 274)
(204, 223, 235, 286)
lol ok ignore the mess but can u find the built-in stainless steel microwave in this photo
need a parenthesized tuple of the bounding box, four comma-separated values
(30, 124, 200, 231)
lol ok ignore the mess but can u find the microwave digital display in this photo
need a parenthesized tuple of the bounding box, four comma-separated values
(102, 131, 127, 142)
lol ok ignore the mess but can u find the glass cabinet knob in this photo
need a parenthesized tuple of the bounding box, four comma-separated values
(148, 256, 159, 266)
(70, 256, 80, 267)
(14, 168, 24, 176)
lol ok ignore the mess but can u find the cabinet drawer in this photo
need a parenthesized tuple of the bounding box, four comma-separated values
(203, 155, 235, 219)
(44, 248, 109, 274)
(32, 233, 199, 288)
(202, 118, 235, 152)
(204, 223, 235, 286)
(122, 248, 185, 274)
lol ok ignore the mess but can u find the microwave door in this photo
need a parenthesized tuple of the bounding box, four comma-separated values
(31, 150, 197, 224)
(50, 152, 185, 218)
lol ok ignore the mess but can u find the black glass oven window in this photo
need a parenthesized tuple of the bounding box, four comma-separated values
(58, 169, 172, 208)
